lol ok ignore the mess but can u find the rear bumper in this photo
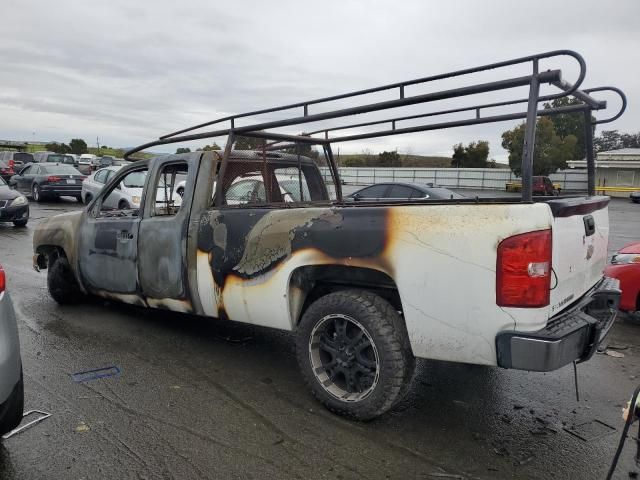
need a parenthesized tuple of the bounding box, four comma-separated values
(496, 277, 620, 372)
(41, 185, 82, 196)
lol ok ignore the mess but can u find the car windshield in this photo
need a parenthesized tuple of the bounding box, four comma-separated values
(15, 153, 33, 163)
(122, 171, 146, 188)
(40, 165, 81, 175)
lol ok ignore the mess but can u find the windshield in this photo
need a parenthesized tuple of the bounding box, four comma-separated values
(47, 154, 75, 164)
(15, 153, 33, 163)
(40, 165, 82, 175)
(122, 171, 147, 188)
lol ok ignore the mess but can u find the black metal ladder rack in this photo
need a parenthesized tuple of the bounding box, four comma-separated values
(125, 49, 626, 202)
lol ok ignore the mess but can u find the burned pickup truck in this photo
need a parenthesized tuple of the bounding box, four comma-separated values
(34, 50, 626, 419)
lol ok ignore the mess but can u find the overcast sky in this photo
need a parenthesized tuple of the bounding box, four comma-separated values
(1, 0, 638, 161)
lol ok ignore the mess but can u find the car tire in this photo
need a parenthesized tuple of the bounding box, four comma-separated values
(118, 200, 130, 210)
(84, 193, 93, 205)
(32, 184, 42, 202)
(296, 289, 415, 420)
(0, 371, 24, 437)
(75, 195, 83, 203)
(12, 218, 28, 227)
(177, 187, 184, 197)
(47, 251, 81, 305)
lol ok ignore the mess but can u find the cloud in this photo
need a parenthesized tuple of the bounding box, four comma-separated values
(1, 0, 638, 160)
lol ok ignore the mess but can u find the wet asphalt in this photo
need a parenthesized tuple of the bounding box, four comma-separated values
(0, 195, 639, 479)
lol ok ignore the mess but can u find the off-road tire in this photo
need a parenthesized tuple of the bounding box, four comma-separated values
(12, 219, 28, 227)
(47, 251, 81, 304)
(0, 371, 24, 437)
(296, 289, 415, 420)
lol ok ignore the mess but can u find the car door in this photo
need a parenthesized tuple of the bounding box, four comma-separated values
(77, 164, 150, 297)
(136, 154, 198, 308)
(18, 165, 37, 193)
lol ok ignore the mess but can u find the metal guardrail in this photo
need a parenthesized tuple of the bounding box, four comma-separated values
(320, 167, 589, 192)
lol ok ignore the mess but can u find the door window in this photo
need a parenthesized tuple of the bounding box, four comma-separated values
(355, 184, 388, 199)
(151, 162, 187, 216)
(387, 185, 417, 198)
(94, 169, 108, 183)
(20, 165, 32, 175)
(97, 167, 148, 217)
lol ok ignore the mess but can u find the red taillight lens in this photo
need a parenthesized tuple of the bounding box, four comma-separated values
(0, 266, 5, 294)
(47, 176, 61, 183)
(496, 229, 552, 308)
(8, 160, 14, 169)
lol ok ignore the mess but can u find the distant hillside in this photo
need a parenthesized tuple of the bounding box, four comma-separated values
(337, 153, 452, 168)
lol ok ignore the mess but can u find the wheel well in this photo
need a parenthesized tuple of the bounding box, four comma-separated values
(289, 265, 402, 327)
(35, 245, 66, 270)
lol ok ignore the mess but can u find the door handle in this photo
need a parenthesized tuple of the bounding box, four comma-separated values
(583, 215, 595, 237)
(116, 230, 134, 240)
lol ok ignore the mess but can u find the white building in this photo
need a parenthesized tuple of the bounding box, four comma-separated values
(568, 148, 640, 197)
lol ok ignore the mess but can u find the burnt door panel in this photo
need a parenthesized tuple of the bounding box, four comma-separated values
(78, 215, 141, 294)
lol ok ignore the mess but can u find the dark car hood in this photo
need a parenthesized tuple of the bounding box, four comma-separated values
(0, 185, 21, 201)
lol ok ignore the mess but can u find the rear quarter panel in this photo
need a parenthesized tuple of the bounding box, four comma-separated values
(195, 202, 554, 366)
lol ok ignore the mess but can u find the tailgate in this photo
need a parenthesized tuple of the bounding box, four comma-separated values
(547, 196, 611, 316)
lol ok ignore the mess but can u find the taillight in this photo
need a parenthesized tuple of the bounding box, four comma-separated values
(0, 266, 5, 294)
(496, 229, 552, 308)
(47, 176, 61, 183)
(8, 159, 14, 169)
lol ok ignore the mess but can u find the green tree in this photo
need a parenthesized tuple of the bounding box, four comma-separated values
(45, 142, 71, 154)
(234, 136, 266, 150)
(376, 150, 401, 167)
(176, 147, 191, 154)
(197, 143, 221, 151)
(69, 138, 88, 154)
(502, 117, 577, 176)
(451, 141, 489, 167)
(543, 98, 591, 159)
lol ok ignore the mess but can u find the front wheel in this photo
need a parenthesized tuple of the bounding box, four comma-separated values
(47, 251, 81, 304)
(296, 290, 415, 420)
(12, 218, 28, 227)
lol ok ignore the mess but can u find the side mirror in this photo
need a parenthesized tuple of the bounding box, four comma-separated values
(352, 193, 361, 201)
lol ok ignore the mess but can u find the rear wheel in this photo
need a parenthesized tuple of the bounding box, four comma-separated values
(296, 289, 415, 420)
(47, 251, 81, 304)
(118, 199, 130, 210)
(32, 184, 42, 202)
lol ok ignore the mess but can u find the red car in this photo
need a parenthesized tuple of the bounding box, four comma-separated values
(604, 242, 640, 316)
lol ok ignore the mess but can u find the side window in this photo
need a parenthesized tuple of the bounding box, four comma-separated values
(20, 166, 32, 175)
(410, 188, 426, 199)
(152, 162, 188, 216)
(98, 167, 148, 216)
(357, 184, 388, 199)
(387, 185, 416, 198)
(272, 167, 312, 203)
(31, 165, 40, 175)
(94, 170, 107, 183)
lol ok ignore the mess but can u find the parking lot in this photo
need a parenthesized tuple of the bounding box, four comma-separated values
(0, 195, 639, 479)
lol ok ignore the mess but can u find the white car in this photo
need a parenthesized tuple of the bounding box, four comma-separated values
(82, 166, 181, 210)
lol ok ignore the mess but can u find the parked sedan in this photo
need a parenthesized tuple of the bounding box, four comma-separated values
(348, 182, 466, 201)
(0, 265, 24, 437)
(631, 191, 640, 204)
(10, 163, 85, 202)
(0, 160, 14, 183)
(604, 242, 640, 319)
(0, 176, 29, 227)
